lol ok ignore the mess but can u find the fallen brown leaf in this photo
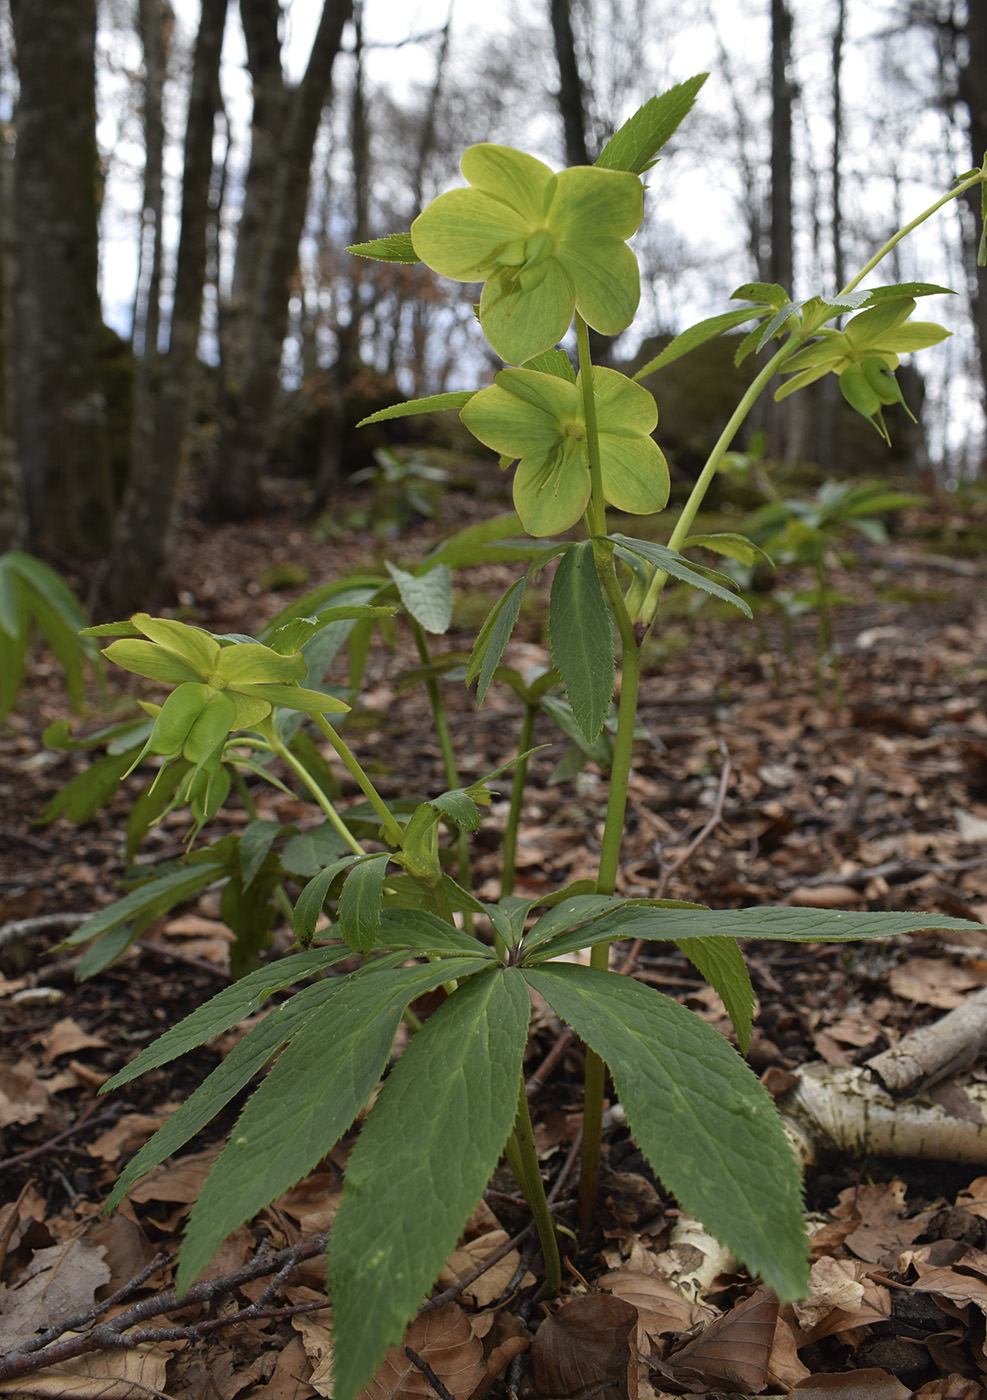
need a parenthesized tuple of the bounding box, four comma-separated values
(531, 1294, 638, 1400)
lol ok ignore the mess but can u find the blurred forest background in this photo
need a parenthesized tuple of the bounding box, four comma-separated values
(0, 0, 984, 613)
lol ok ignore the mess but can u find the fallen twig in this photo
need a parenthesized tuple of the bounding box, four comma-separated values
(0, 1233, 328, 1382)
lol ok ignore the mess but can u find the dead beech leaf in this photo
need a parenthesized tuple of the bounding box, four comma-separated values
(531, 1295, 638, 1400)
(0, 1058, 50, 1129)
(40, 1018, 109, 1061)
(0, 1343, 170, 1398)
(0, 1239, 110, 1351)
(790, 1368, 910, 1400)
(438, 1228, 534, 1306)
(598, 1266, 717, 1347)
(125, 1145, 221, 1205)
(664, 1286, 778, 1392)
(889, 958, 985, 1009)
(86, 1109, 176, 1163)
(358, 1303, 485, 1400)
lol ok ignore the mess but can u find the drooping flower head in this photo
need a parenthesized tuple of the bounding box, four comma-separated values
(411, 145, 644, 365)
(461, 365, 669, 535)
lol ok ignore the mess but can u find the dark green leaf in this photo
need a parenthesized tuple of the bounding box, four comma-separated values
(376, 909, 494, 957)
(282, 822, 353, 877)
(330, 967, 531, 1400)
(338, 853, 390, 953)
(676, 935, 754, 1053)
(610, 535, 752, 616)
(61, 863, 228, 948)
(38, 748, 136, 826)
(468, 576, 526, 702)
(549, 541, 614, 744)
(293, 857, 361, 944)
(177, 956, 494, 1295)
(526, 964, 808, 1301)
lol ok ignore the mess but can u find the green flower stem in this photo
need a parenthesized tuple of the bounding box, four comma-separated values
(264, 733, 365, 858)
(576, 315, 608, 539)
(313, 713, 406, 850)
(637, 337, 799, 628)
(504, 1076, 562, 1294)
(840, 171, 986, 296)
(410, 620, 475, 937)
(500, 701, 538, 899)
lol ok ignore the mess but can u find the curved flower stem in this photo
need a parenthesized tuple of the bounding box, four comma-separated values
(261, 732, 366, 858)
(637, 337, 799, 628)
(839, 170, 986, 295)
(504, 1075, 562, 1294)
(312, 713, 406, 850)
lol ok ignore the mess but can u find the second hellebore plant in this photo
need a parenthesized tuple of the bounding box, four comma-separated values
(55, 75, 987, 1400)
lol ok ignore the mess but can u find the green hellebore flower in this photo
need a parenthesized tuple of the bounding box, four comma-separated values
(776, 297, 950, 441)
(461, 365, 669, 535)
(411, 144, 644, 364)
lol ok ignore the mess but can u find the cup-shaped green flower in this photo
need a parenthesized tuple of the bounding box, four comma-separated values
(461, 366, 669, 535)
(411, 144, 644, 364)
(102, 614, 350, 771)
(776, 297, 950, 440)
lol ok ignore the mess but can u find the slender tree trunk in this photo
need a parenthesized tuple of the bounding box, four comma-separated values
(818, 0, 846, 475)
(9, 0, 113, 558)
(769, 0, 798, 461)
(0, 101, 24, 553)
(957, 1, 987, 438)
(549, 0, 590, 167)
(207, 0, 353, 521)
(103, 0, 226, 614)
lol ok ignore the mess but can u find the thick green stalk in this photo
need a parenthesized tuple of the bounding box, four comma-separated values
(500, 701, 537, 899)
(504, 1076, 562, 1293)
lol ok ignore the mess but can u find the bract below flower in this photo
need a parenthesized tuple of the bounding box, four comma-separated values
(411, 144, 644, 364)
(460, 366, 669, 535)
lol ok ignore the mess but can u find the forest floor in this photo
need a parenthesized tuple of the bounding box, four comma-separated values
(3, 472, 987, 1399)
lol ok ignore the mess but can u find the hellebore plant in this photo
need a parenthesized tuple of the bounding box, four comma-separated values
(49, 77, 987, 1398)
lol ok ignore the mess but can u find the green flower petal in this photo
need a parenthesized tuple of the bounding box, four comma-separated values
(229, 692, 274, 729)
(215, 643, 307, 686)
(460, 144, 557, 224)
(479, 258, 574, 363)
(591, 367, 658, 437)
(870, 322, 950, 353)
(843, 298, 915, 348)
(513, 444, 591, 535)
(460, 377, 569, 458)
(103, 638, 203, 686)
(411, 188, 529, 281)
(551, 165, 643, 243)
(183, 690, 237, 765)
(132, 614, 220, 675)
(599, 435, 669, 515)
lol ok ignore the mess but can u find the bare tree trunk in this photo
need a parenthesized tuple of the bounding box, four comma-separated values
(9, 0, 114, 558)
(956, 1, 987, 440)
(549, 0, 590, 167)
(817, 0, 846, 476)
(0, 94, 24, 553)
(769, 0, 799, 461)
(207, 0, 353, 521)
(103, 0, 227, 614)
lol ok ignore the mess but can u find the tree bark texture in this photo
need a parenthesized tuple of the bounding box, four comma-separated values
(103, 0, 226, 613)
(9, 0, 114, 558)
(207, 0, 354, 521)
(0, 97, 25, 553)
(549, 0, 590, 168)
(957, 1, 987, 433)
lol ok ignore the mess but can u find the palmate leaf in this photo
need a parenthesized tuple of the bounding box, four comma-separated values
(571, 905, 985, 946)
(549, 541, 614, 744)
(357, 391, 475, 427)
(347, 232, 420, 263)
(177, 955, 494, 1294)
(104, 960, 355, 1210)
(525, 964, 809, 1301)
(338, 852, 391, 952)
(632, 305, 771, 380)
(330, 966, 531, 1400)
(468, 576, 526, 702)
(611, 535, 752, 616)
(676, 935, 754, 1053)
